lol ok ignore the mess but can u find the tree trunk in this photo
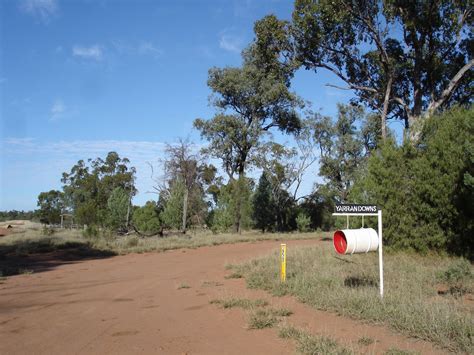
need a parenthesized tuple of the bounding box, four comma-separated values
(182, 188, 188, 234)
(381, 76, 393, 140)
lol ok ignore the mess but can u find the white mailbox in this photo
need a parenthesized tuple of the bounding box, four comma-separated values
(333, 228, 379, 255)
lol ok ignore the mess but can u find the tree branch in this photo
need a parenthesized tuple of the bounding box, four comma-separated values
(428, 58, 474, 114)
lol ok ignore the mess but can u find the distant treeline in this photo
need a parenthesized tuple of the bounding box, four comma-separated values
(0, 210, 37, 222)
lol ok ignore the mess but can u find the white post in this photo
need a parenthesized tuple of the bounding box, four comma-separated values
(378, 209, 384, 298)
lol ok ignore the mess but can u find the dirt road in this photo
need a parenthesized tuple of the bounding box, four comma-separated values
(0, 240, 442, 354)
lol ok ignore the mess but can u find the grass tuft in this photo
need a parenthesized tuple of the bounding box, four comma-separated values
(278, 325, 352, 354)
(248, 309, 280, 329)
(384, 348, 420, 355)
(357, 336, 375, 346)
(209, 297, 268, 310)
(225, 272, 243, 279)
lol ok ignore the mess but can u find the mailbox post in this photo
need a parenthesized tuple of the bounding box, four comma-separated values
(333, 205, 383, 298)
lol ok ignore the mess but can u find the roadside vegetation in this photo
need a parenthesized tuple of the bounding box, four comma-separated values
(230, 244, 473, 353)
(0, 223, 325, 276)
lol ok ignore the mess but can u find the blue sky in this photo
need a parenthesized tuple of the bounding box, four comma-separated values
(0, 0, 384, 211)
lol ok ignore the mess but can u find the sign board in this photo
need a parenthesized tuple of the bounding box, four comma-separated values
(335, 204, 378, 214)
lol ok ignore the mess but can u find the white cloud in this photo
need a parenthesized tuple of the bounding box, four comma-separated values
(72, 45, 103, 61)
(50, 99, 66, 121)
(19, 0, 58, 23)
(138, 41, 162, 58)
(219, 33, 244, 54)
(112, 40, 162, 59)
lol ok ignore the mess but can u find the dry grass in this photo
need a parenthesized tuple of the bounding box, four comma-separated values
(0, 221, 327, 257)
(231, 244, 474, 353)
(279, 325, 352, 354)
(209, 297, 292, 330)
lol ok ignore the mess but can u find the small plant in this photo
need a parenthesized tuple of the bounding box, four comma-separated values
(42, 225, 55, 236)
(225, 272, 243, 279)
(271, 308, 293, 317)
(296, 213, 311, 233)
(384, 348, 419, 355)
(248, 309, 279, 329)
(19, 268, 33, 275)
(209, 297, 268, 309)
(438, 259, 473, 296)
(278, 325, 352, 354)
(357, 336, 374, 346)
(125, 236, 139, 248)
(247, 307, 293, 329)
(82, 225, 99, 240)
(177, 282, 190, 289)
(202, 281, 224, 287)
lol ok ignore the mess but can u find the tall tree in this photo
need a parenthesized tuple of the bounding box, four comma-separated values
(61, 152, 136, 226)
(313, 104, 369, 202)
(163, 139, 202, 233)
(253, 172, 275, 232)
(37, 190, 64, 224)
(256, 1, 473, 139)
(195, 32, 303, 232)
(106, 187, 129, 231)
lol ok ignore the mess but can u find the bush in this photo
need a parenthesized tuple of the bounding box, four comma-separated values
(351, 107, 474, 257)
(42, 225, 55, 236)
(82, 225, 99, 240)
(296, 212, 311, 232)
(133, 201, 161, 233)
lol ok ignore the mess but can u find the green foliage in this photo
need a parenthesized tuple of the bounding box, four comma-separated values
(296, 212, 311, 232)
(315, 104, 369, 202)
(279, 325, 352, 355)
(194, 35, 302, 180)
(37, 190, 64, 224)
(132, 201, 161, 233)
(351, 107, 474, 256)
(438, 258, 473, 296)
(61, 152, 136, 227)
(42, 225, 55, 236)
(106, 187, 129, 231)
(290, 0, 472, 131)
(0, 210, 36, 222)
(82, 225, 99, 240)
(253, 173, 275, 232)
(211, 177, 253, 233)
(160, 180, 185, 230)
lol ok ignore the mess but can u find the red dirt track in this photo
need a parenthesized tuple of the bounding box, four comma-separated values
(0, 240, 443, 354)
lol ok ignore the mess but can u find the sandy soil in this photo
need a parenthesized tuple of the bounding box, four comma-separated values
(0, 239, 444, 354)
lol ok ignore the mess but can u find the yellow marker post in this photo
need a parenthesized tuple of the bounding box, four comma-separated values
(280, 243, 287, 283)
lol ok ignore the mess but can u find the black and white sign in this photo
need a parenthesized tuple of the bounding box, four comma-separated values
(335, 204, 378, 214)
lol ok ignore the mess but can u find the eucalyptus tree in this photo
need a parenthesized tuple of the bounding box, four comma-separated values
(61, 152, 136, 226)
(194, 23, 303, 232)
(255, 1, 473, 140)
(161, 139, 213, 233)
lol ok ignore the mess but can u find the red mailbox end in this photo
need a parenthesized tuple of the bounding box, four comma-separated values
(334, 230, 347, 255)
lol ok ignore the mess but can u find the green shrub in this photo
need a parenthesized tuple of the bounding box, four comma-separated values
(351, 107, 474, 257)
(296, 213, 311, 232)
(438, 258, 473, 295)
(133, 201, 161, 233)
(82, 225, 99, 239)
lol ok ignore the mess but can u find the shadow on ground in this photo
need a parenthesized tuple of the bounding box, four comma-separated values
(0, 239, 116, 277)
(344, 276, 377, 288)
